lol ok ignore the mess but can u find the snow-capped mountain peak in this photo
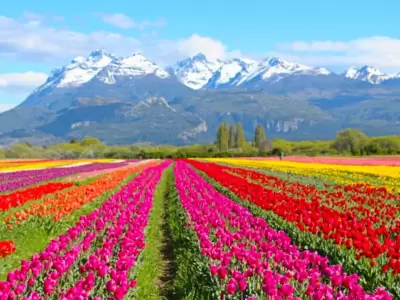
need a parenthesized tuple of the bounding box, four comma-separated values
(70, 56, 85, 65)
(55, 51, 114, 88)
(191, 52, 208, 61)
(264, 57, 286, 67)
(88, 49, 113, 58)
(33, 49, 116, 93)
(173, 53, 225, 89)
(180, 55, 331, 89)
(236, 56, 330, 86)
(344, 66, 358, 78)
(203, 57, 258, 89)
(344, 65, 390, 84)
(97, 53, 169, 84)
(31, 49, 400, 97)
(32, 50, 171, 93)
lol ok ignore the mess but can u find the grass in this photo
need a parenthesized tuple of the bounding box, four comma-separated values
(162, 165, 219, 300)
(135, 166, 171, 300)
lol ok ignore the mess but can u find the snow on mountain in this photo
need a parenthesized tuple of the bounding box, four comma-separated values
(57, 50, 115, 88)
(237, 57, 330, 85)
(97, 52, 170, 84)
(31, 50, 173, 95)
(390, 72, 400, 79)
(344, 67, 358, 79)
(34, 52, 333, 93)
(344, 65, 391, 84)
(172, 53, 224, 90)
(33, 49, 115, 94)
(31, 48, 400, 97)
(204, 58, 258, 88)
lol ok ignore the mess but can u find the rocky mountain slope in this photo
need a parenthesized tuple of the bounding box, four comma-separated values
(1, 50, 400, 145)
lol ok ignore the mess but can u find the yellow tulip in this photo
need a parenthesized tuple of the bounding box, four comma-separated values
(200, 158, 400, 191)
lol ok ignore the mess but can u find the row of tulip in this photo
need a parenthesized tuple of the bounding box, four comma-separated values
(0, 162, 114, 180)
(214, 159, 400, 178)
(0, 182, 73, 212)
(189, 160, 400, 273)
(188, 160, 400, 297)
(4, 161, 158, 224)
(204, 158, 400, 189)
(0, 160, 170, 299)
(1, 161, 155, 274)
(0, 161, 74, 172)
(0, 162, 42, 170)
(245, 157, 400, 166)
(174, 161, 392, 299)
(0, 161, 130, 193)
(224, 164, 400, 229)
(0, 159, 119, 172)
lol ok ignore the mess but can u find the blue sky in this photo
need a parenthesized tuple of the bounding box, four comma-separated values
(1, 0, 400, 109)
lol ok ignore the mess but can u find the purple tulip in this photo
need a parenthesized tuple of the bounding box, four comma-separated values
(0, 161, 131, 192)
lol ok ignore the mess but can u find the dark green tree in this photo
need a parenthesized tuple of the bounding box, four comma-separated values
(254, 124, 267, 148)
(228, 124, 236, 149)
(254, 125, 260, 148)
(216, 122, 229, 151)
(332, 128, 368, 155)
(220, 122, 229, 151)
(216, 124, 222, 150)
(235, 122, 246, 149)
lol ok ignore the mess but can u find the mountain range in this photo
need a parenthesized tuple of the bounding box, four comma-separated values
(1, 49, 400, 146)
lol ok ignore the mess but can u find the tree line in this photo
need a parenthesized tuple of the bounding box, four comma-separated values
(216, 122, 246, 151)
(1, 128, 400, 159)
(216, 122, 273, 154)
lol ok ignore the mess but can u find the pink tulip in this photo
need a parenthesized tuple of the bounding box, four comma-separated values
(173, 161, 393, 299)
(0, 161, 171, 298)
(226, 279, 237, 295)
(238, 278, 247, 292)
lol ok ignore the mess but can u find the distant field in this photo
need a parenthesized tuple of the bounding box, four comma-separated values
(244, 155, 400, 165)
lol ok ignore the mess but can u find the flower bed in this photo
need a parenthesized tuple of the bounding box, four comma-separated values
(0, 161, 170, 299)
(174, 161, 391, 299)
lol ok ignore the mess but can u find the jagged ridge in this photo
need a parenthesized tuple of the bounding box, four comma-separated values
(28, 49, 400, 95)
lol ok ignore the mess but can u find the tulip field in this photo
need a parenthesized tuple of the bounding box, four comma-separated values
(0, 157, 400, 299)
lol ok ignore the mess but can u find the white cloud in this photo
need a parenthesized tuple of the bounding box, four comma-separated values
(276, 36, 400, 71)
(10, 13, 400, 74)
(3, 13, 400, 73)
(101, 13, 136, 29)
(176, 34, 228, 59)
(0, 15, 141, 62)
(151, 34, 242, 65)
(20, 12, 65, 24)
(0, 15, 239, 66)
(99, 13, 167, 30)
(0, 72, 47, 92)
(21, 12, 43, 22)
(0, 104, 16, 112)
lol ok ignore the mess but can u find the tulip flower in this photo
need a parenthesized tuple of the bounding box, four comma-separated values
(173, 161, 392, 299)
(0, 161, 129, 193)
(0, 161, 170, 299)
